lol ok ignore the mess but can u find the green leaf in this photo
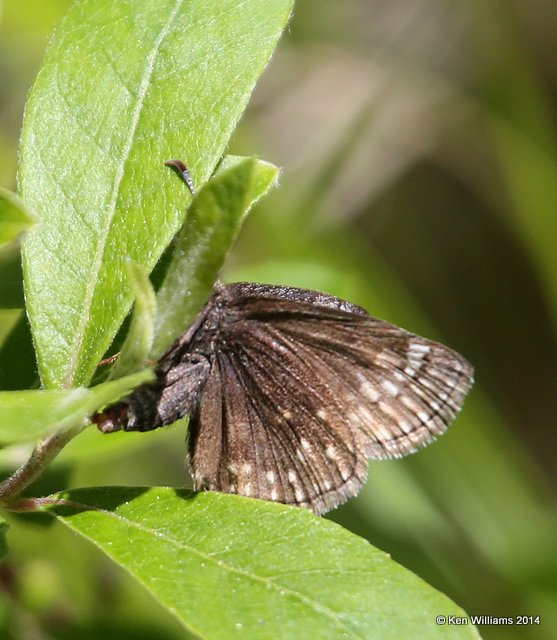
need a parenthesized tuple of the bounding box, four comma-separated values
(0, 186, 35, 247)
(109, 262, 157, 380)
(0, 370, 154, 445)
(48, 487, 481, 640)
(152, 156, 279, 358)
(20, 0, 294, 389)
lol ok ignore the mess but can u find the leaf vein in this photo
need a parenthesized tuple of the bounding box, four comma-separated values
(63, 0, 185, 387)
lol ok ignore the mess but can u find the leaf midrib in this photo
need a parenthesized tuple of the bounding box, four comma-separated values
(64, 0, 185, 387)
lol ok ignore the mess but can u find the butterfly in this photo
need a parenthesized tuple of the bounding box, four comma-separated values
(92, 281, 474, 515)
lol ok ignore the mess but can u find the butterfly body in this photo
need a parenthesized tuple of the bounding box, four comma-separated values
(93, 282, 473, 515)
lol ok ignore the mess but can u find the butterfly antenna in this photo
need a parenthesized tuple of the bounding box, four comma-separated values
(164, 159, 196, 195)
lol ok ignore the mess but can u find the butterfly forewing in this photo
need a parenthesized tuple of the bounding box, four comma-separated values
(278, 314, 472, 457)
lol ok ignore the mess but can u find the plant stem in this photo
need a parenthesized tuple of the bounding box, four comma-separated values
(0, 424, 83, 502)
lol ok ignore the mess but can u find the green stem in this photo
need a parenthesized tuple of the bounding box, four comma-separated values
(0, 425, 83, 503)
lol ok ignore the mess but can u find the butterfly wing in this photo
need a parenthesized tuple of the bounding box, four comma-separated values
(187, 283, 473, 514)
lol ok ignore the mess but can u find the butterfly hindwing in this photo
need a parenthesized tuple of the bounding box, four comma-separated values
(188, 318, 367, 514)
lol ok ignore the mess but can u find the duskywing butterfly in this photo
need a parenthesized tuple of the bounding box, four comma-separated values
(92, 281, 473, 515)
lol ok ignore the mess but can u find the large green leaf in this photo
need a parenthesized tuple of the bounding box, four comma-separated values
(48, 487, 481, 640)
(20, 0, 293, 389)
(0, 370, 153, 445)
(152, 156, 279, 358)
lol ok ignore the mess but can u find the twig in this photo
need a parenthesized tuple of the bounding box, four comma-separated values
(0, 424, 84, 502)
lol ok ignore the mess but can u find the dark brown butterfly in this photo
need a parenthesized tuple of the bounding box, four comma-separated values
(92, 282, 473, 515)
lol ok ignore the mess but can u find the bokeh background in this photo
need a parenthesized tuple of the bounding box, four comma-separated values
(1, 1, 557, 639)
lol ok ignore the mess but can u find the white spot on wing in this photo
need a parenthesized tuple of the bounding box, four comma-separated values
(361, 381, 380, 402)
(339, 466, 351, 481)
(325, 445, 337, 460)
(418, 411, 431, 423)
(381, 379, 400, 397)
(409, 343, 431, 355)
(407, 343, 431, 373)
(266, 470, 276, 484)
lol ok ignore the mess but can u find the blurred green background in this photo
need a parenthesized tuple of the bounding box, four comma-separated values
(1, 1, 557, 639)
